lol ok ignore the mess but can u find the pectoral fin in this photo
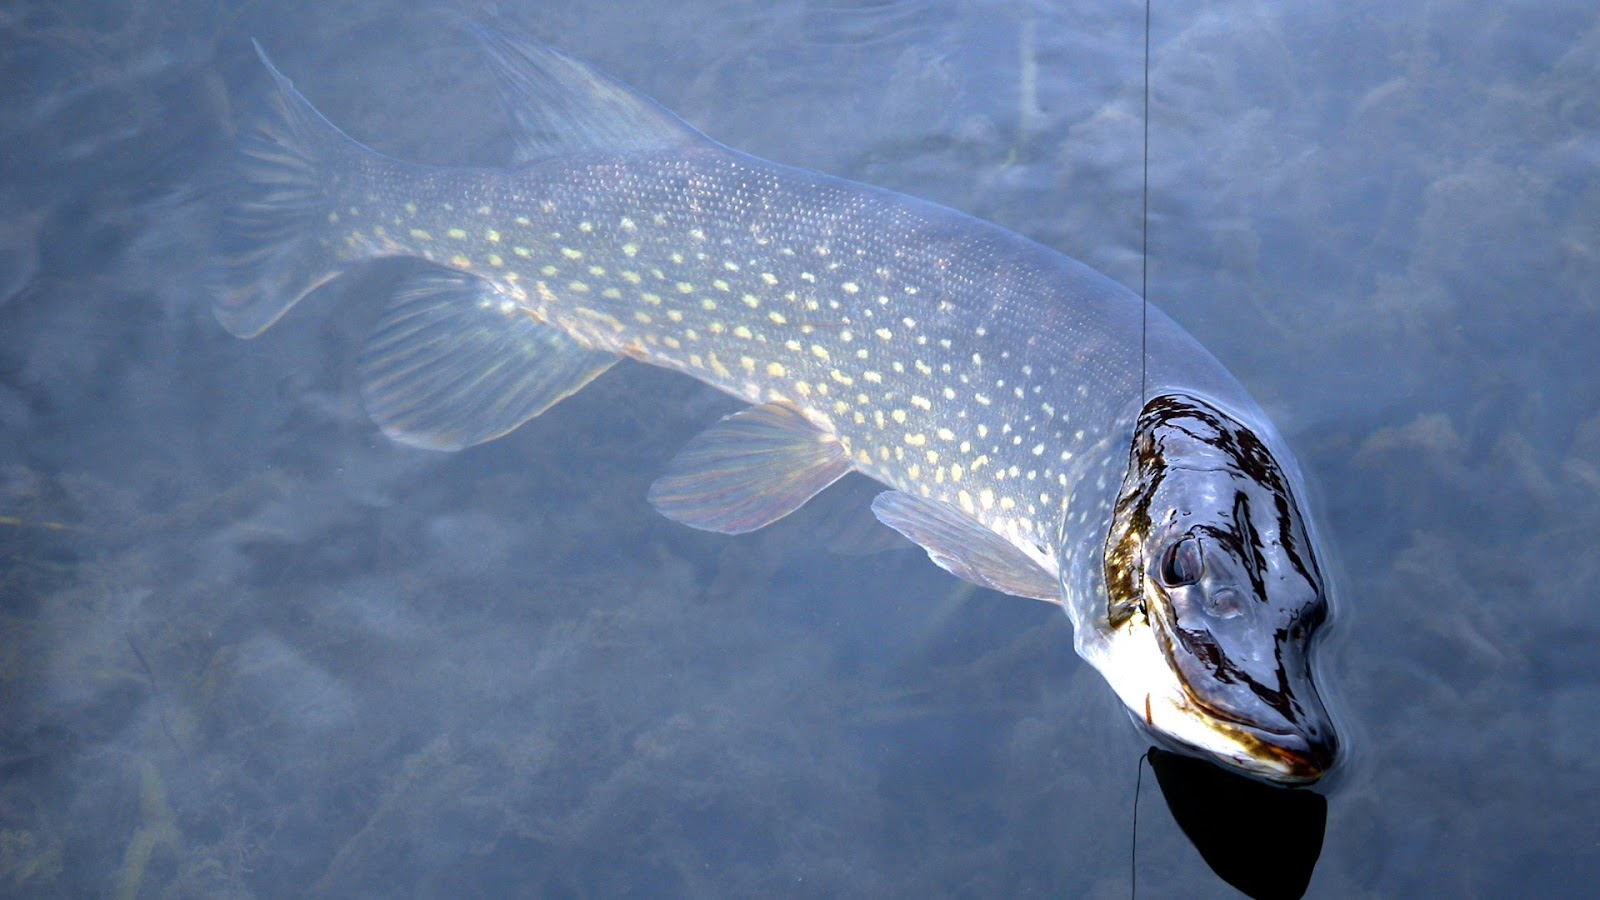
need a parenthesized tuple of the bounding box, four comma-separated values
(648, 402, 853, 534)
(357, 269, 617, 450)
(870, 491, 1061, 602)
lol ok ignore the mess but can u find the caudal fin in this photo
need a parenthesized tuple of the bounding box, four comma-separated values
(213, 42, 361, 338)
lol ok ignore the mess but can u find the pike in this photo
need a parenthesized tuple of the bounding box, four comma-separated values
(217, 26, 1337, 783)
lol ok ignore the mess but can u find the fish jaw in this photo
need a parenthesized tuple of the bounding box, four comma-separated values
(1090, 616, 1336, 784)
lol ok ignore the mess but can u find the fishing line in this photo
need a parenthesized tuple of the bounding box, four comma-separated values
(1133, 8, 1150, 890)
(1129, 748, 1149, 899)
(1140, 0, 1151, 405)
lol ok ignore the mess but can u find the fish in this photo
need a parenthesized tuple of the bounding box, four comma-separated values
(216, 25, 1338, 784)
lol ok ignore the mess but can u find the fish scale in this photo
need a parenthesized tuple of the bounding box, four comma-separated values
(216, 27, 1339, 784)
(338, 149, 1174, 549)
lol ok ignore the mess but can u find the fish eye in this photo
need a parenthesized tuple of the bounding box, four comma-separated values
(1157, 535, 1203, 588)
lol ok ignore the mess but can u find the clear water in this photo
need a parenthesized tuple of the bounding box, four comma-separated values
(2, 0, 1596, 896)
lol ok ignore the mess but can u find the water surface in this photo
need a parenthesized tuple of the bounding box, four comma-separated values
(2, 0, 1597, 895)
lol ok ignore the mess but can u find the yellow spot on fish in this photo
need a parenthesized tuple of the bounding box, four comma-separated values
(842, 282, 860, 293)
(979, 489, 995, 511)
(891, 410, 908, 424)
(670, 252, 685, 265)
(794, 381, 812, 397)
(620, 216, 637, 231)
(634, 312, 653, 325)
(800, 272, 816, 283)
(515, 215, 531, 226)
(447, 227, 468, 239)
(514, 246, 532, 257)
(708, 322, 725, 334)
(1000, 497, 1016, 510)
(700, 298, 717, 311)
(936, 427, 955, 441)
(910, 395, 932, 411)
(623, 243, 639, 257)
(663, 336, 681, 349)
(713, 279, 731, 292)
(562, 247, 583, 260)
(766, 362, 787, 377)
(451, 254, 472, 267)
(959, 490, 975, 514)
(622, 270, 642, 284)
(410, 228, 433, 241)
(875, 328, 893, 341)
(950, 464, 963, 482)
(833, 400, 851, 415)
(830, 369, 853, 385)
(733, 325, 754, 339)
(602, 287, 622, 299)
(568, 281, 590, 293)
(667, 310, 684, 322)
(743, 294, 761, 309)
(488, 254, 504, 267)
(327, 211, 340, 224)
(785, 339, 803, 352)
(676, 282, 695, 294)
(642, 292, 662, 306)
(768, 311, 787, 325)
(579, 221, 594, 233)
(862, 370, 882, 383)
(857, 449, 873, 465)
(740, 356, 757, 372)
(588, 265, 606, 276)
(404, 202, 418, 215)
(689, 228, 706, 241)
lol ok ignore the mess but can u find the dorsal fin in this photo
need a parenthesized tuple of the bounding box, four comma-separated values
(466, 22, 712, 163)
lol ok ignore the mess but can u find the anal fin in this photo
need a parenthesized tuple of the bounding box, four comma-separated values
(648, 402, 852, 535)
(871, 491, 1061, 603)
(357, 269, 617, 450)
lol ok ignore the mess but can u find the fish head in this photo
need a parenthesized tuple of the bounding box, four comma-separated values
(1101, 394, 1336, 785)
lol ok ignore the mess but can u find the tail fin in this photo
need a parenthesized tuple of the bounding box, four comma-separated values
(213, 42, 361, 338)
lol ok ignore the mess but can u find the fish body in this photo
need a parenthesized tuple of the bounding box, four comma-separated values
(219, 29, 1337, 783)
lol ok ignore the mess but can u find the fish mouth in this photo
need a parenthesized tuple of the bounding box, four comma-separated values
(1178, 688, 1338, 785)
